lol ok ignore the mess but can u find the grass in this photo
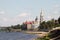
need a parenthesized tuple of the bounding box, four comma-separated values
(36, 34, 50, 40)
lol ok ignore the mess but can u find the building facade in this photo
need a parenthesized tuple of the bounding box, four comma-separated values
(23, 10, 44, 31)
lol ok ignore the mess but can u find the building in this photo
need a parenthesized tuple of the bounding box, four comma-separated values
(23, 10, 44, 31)
(32, 16, 39, 30)
(24, 16, 39, 30)
(40, 9, 44, 25)
(24, 21, 34, 30)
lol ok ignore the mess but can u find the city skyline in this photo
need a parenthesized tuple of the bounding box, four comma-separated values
(0, 0, 60, 26)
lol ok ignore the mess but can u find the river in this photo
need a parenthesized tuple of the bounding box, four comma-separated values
(0, 32, 38, 40)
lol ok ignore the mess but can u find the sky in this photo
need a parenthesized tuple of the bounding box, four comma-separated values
(0, 0, 60, 26)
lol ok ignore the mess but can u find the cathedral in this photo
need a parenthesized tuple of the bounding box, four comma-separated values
(23, 10, 43, 31)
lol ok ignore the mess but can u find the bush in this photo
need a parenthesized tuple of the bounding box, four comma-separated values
(36, 36, 50, 40)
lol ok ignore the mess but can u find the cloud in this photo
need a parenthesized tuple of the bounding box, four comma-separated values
(0, 12, 32, 26)
(0, 11, 5, 15)
(51, 4, 60, 12)
(53, 11, 59, 14)
(16, 13, 31, 18)
(45, 16, 52, 21)
(14, 13, 31, 22)
(54, 4, 60, 8)
(1, 12, 31, 22)
(53, 4, 60, 15)
(47, 4, 60, 20)
(2, 18, 8, 22)
(44, 4, 60, 21)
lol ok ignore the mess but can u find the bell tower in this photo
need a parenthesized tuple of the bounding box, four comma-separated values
(40, 9, 43, 25)
(35, 16, 38, 22)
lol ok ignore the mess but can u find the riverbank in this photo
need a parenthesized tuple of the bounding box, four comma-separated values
(22, 31, 49, 40)
(22, 31, 48, 37)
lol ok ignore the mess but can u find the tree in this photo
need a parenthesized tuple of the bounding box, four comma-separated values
(21, 23, 27, 30)
(38, 19, 56, 31)
(6, 27, 11, 32)
(46, 21, 53, 30)
(38, 21, 44, 30)
(38, 21, 49, 31)
(58, 17, 60, 24)
(11, 24, 21, 29)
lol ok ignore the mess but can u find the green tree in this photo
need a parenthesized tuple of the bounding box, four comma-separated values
(21, 23, 27, 30)
(38, 19, 56, 31)
(58, 17, 60, 24)
(46, 21, 53, 30)
(6, 27, 11, 32)
(39, 21, 49, 31)
(11, 24, 21, 29)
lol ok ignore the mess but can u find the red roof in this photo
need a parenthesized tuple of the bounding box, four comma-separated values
(24, 21, 34, 24)
(32, 21, 34, 24)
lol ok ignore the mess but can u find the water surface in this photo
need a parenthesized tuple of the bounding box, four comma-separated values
(0, 32, 38, 40)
